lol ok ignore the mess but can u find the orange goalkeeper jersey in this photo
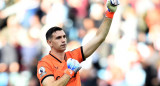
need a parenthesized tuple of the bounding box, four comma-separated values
(37, 46, 85, 86)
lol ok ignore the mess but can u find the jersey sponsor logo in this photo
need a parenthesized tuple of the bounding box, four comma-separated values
(39, 67, 46, 77)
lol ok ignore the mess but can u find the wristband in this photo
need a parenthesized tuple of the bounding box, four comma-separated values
(105, 10, 115, 19)
(64, 69, 75, 78)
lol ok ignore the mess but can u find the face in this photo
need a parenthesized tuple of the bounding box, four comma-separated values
(48, 30, 67, 52)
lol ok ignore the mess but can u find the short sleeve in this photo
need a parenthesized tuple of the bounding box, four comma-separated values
(69, 46, 85, 63)
(37, 61, 54, 84)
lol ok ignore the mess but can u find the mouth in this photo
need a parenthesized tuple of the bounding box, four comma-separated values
(61, 44, 66, 47)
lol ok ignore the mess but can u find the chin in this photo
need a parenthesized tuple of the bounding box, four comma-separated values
(60, 48, 66, 52)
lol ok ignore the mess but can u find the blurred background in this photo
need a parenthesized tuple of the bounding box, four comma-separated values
(0, 0, 160, 86)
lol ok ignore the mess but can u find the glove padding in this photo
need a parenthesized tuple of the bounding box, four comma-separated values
(67, 58, 81, 73)
(110, 0, 120, 6)
(65, 58, 81, 78)
(107, 0, 120, 12)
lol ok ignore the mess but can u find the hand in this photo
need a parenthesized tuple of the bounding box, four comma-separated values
(107, 0, 120, 12)
(65, 58, 81, 78)
(105, 0, 120, 18)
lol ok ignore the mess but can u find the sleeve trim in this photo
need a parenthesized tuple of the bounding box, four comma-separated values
(81, 46, 85, 61)
(41, 74, 54, 84)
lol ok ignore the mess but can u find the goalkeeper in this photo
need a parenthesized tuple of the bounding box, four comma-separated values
(37, 0, 120, 86)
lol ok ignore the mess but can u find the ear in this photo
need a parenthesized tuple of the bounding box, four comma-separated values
(47, 40, 52, 47)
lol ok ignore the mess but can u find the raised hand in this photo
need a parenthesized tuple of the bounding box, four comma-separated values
(105, 0, 120, 18)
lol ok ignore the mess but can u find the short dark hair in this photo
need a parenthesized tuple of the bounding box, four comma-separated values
(46, 26, 63, 40)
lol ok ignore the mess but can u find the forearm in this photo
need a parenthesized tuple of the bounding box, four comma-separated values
(42, 59, 81, 86)
(96, 17, 112, 42)
(91, 17, 112, 51)
(83, 17, 112, 58)
(43, 74, 70, 86)
(52, 74, 70, 86)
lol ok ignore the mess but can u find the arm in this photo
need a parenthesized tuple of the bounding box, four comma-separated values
(42, 74, 70, 86)
(42, 58, 81, 86)
(83, 17, 112, 58)
(83, 0, 119, 58)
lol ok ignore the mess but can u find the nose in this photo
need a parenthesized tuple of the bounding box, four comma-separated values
(62, 38, 66, 43)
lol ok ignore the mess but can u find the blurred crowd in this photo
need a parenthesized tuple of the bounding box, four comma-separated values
(0, 0, 160, 86)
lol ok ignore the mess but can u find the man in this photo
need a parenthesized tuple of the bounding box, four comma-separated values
(37, 0, 120, 86)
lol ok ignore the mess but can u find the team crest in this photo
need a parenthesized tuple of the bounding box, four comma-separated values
(39, 67, 46, 77)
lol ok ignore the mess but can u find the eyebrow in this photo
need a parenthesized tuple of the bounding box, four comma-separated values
(55, 35, 66, 39)
(56, 36, 61, 39)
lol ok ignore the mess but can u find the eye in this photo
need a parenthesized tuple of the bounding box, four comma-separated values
(56, 36, 61, 39)
(63, 35, 66, 38)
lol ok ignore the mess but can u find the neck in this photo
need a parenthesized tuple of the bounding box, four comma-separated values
(50, 49, 65, 60)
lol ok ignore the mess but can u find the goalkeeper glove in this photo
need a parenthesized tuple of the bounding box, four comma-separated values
(105, 0, 120, 19)
(64, 58, 81, 78)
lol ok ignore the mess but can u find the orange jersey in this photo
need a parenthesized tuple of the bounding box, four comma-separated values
(37, 47, 85, 86)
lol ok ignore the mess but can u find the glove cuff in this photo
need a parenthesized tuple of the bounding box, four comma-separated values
(105, 10, 115, 19)
(64, 69, 75, 78)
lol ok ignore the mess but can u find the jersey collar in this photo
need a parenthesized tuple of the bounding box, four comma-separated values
(49, 52, 67, 63)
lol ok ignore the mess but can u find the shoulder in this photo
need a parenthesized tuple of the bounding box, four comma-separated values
(66, 46, 82, 53)
(37, 55, 51, 66)
(65, 46, 85, 62)
(39, 55, 50, 61)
